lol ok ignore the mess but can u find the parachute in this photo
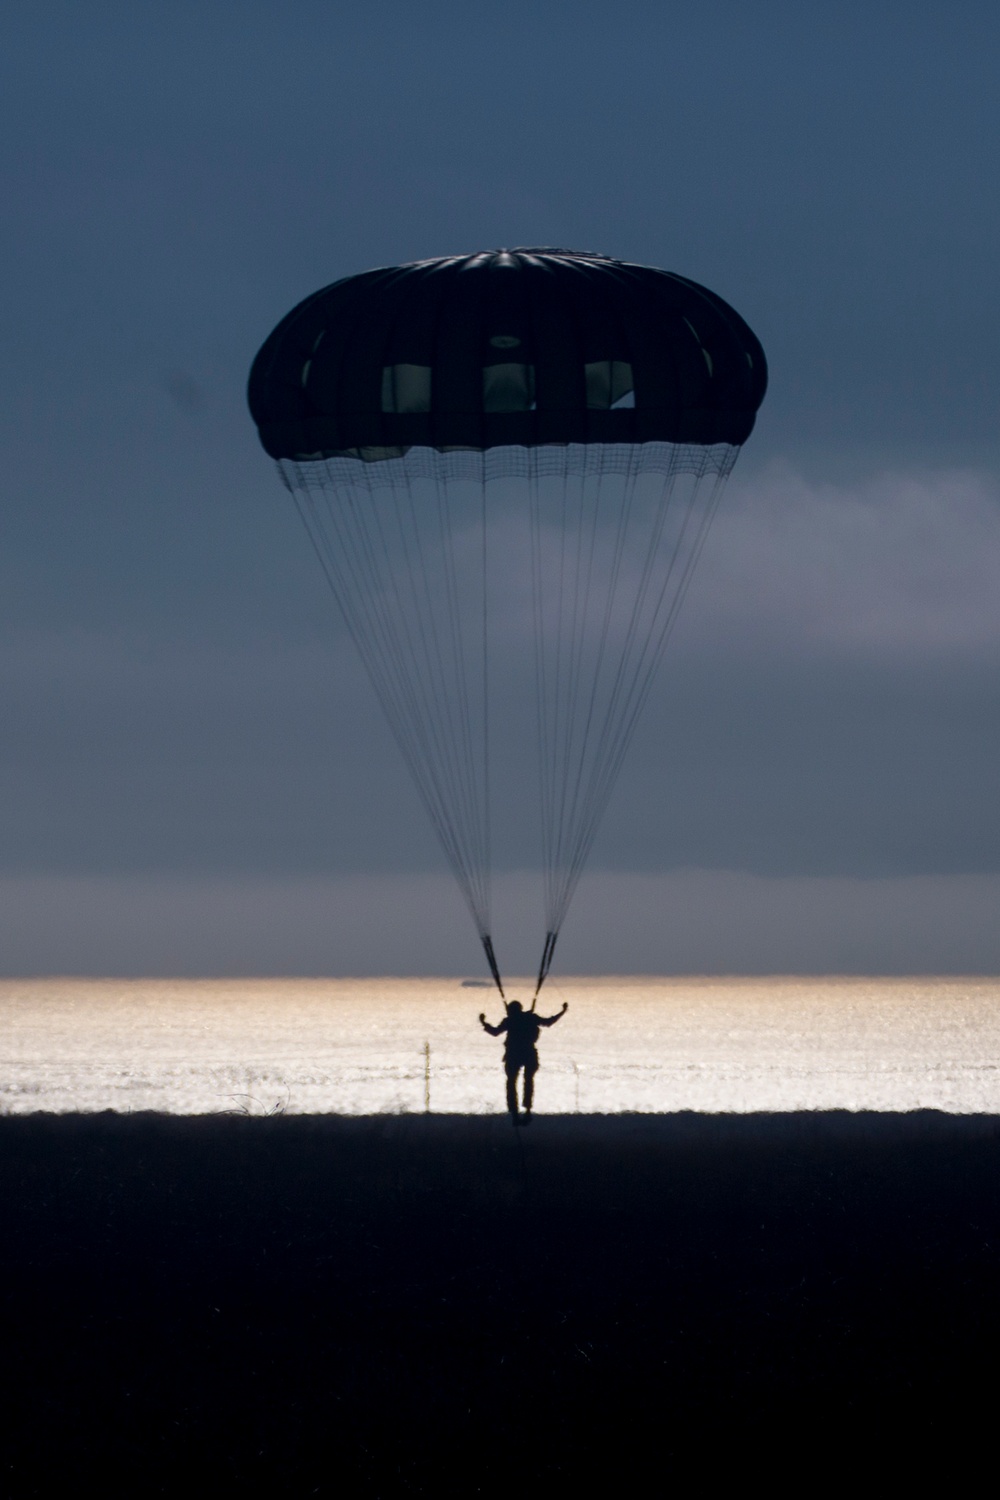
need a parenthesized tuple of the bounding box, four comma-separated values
(248, 249, 766, 996)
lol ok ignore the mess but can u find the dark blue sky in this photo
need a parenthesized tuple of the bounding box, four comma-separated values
(3, 2, 999, 971)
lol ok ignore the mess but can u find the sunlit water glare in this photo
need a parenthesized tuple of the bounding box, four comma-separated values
(3, 976, 1000, 1116)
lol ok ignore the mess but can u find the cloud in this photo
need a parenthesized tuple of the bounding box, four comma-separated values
(683, 462, 1000, 660)
(3, 867, 1000, 977)
(1, 461, 997, 888)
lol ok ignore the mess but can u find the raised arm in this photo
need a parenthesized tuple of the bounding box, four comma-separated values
(537, 1002, 569, 1027)
(479, 1012, 507, 1037)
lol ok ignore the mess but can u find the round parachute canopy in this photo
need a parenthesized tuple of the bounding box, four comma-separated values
(248, 248, 766, 461)
(248, 250, 766, 997)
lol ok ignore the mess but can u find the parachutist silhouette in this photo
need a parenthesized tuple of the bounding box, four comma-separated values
(480, 999, 568, 1124)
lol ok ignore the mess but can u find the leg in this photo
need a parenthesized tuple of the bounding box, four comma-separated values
(505, 1064, 519, 1120)
(522, 1056, 538, 1114)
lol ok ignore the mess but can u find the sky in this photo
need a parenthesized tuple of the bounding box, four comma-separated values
(2, 1, 999, 974)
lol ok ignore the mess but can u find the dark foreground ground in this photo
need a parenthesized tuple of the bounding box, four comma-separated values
(3, 1111, 1000, 1494)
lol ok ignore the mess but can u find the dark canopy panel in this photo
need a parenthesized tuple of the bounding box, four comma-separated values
(248, 248, 767, 460)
